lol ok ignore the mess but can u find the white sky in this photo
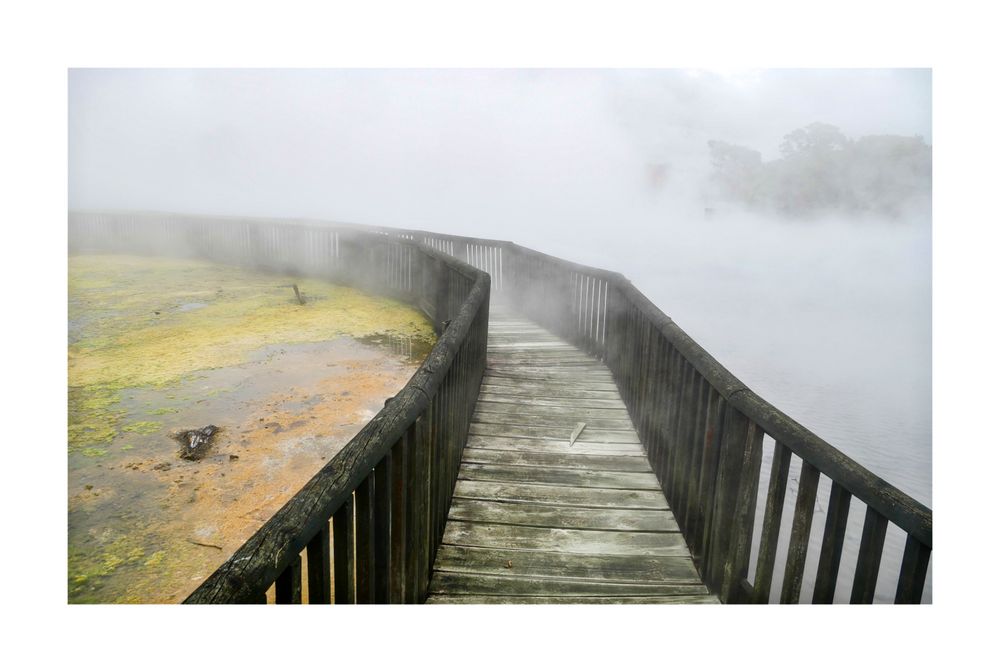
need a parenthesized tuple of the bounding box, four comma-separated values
(68, 68, 931, 227)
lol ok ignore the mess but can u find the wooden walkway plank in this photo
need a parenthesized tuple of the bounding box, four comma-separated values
(426, 594, 719, 604)
(472, 412, 637, 431)
(460, 448, 653, 472)
(433, 545, 702, 583)
(447, 499, 679, 532)
(458, 463, 659, 489)
(429, 310, 715, 604)
(428, 572, 708, 597)
(453, 481, 669, 509)
(441, 521, 691, 556)
(477, 393, 628, 410)
(468, 424, 641, 444)
(464, 435, 646, 456)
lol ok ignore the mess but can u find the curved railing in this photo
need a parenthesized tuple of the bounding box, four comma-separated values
(364, 227, 933, 604)
(69, 211, 490, 603)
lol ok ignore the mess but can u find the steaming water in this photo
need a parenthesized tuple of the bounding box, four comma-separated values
(528, 208, 932, 602)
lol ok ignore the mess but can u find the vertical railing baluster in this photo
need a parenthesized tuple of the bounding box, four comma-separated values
(355, 475, 376, 604)
(705, 404, 752, 592)
(722, 422, 765, 603)
(275, 553, 303, 604)
(390, 412, 409, 603)
(812, 483, 853, 603)
(373, 454, 392, 603)
(851, 507, 889, 604)
(306, 520, 332, 604)
(780, 461, 821, 603)
(680, 375, 709, 537)
(695, 391, 726, 565)
(405, 422, 421, 603)
(895, 534, 931, 604)
(333, 496, 356, 604)
(753, 441, 792, 603)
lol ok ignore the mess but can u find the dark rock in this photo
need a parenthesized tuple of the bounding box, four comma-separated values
(174, 425, 220, 461)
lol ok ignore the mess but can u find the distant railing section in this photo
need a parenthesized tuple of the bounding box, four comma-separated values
(69, 210, 490, 604)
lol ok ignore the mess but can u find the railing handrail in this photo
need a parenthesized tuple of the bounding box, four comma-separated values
(618, 280, 932, 548)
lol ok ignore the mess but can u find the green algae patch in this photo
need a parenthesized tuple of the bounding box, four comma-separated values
(67, 254, 435, 453)
(122, 420, 163, 435)
(68, 536, 148, 600)
(143, 550, 167, 567)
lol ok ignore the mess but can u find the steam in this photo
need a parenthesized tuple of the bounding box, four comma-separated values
(68, 67, 932, 500)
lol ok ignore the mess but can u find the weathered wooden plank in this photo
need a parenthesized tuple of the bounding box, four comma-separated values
(486, 365, 614, 379)
(461, 448, 652, 472)
(474, 401, 632, 420)
(465, 434, 645, 455)
(453, 480, 668, 509)
(481, 384, 622, 399)
(459, 463, 660, 490)
(480, 383, 625, 400)
(483, 370, 614, 382)
(482, 374, 619, 391)
(472, 411, 635, 431)
(428, 572, 708, 596)
(478, 393, 627, 409)
(485, 358, 602, 368)
(448, 499, 678, 531)
(485, 366, 615, 380)
(442, 521, 691, 556)
(469, 422, 640, 444)
(488, 343, 580, 351)
(432, 545, 700, 583)
(483, 375, 618, 389)
(486, 341, 570, 349)
(487, 352, 597, 361)
(425, 594, 719, 604)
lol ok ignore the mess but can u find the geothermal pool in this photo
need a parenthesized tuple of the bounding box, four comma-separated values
(68, 255, 435, 603)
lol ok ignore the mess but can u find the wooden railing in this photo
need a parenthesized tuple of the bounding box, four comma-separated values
(70, 210, 932, 603)
(69, 211, 490, 604)
(366, 227, 933, 604)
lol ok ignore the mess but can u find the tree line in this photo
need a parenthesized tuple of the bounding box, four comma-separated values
(706, 123, 931, 218)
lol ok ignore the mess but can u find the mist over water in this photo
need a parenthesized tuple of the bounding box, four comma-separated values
(70, 68, 932, 600)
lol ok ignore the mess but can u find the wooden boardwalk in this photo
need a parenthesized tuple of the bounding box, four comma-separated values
(427, 312, 716, 604)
